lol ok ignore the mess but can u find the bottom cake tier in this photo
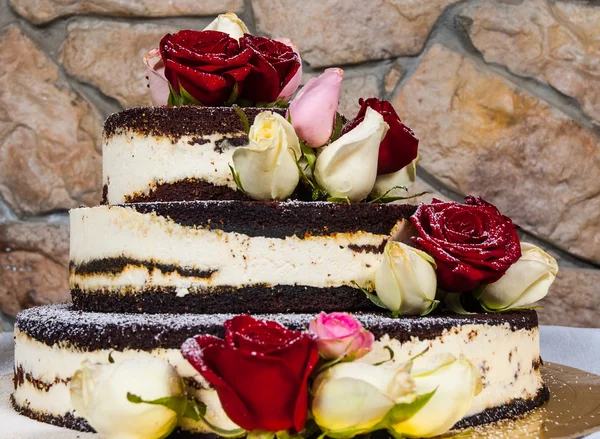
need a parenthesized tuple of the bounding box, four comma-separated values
(11, 304, 548, 436)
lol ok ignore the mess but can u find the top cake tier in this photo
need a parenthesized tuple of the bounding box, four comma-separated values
(102, 106, 285, 205)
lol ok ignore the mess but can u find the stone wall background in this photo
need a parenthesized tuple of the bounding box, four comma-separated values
(0, 0, 598, 330)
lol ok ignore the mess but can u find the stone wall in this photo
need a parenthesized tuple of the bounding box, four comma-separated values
(0, 0, 598, 330)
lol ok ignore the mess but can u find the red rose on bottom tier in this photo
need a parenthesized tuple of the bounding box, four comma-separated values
(181, 315, 319, 432)
(410, 196, 521, 292)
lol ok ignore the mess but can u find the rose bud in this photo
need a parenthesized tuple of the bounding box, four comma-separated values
(370, 157, 418, 197)
(411, 196, 521, 292)
(276, 37, 302, 101)
(309, 312, 374, 360)
(182, 315, 319, 432)
(315, 107, 388, 202)
(240, 35, 301, 103)
(392, 354, 481, 438)
(232, 111, 301, 200)
(287, 68, 343, 147)
(160, 30, 253, 106)
(343, 98, 418, 175)
(312, 362, 417, 435)
(375, 241, 437, 316)
(203, 12, 249, 40)
(478, 243, 558, 311)
(143, 48, 169, 106)
(70, 359, 184, 439)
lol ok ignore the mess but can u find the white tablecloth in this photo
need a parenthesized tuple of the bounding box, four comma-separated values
(1, 326, 600, 438)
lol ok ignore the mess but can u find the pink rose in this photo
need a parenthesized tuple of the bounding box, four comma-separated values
(276, 38, 302, 101)
(308, 312, 374, 360)
(287, 68, 343, 148)
(143, 48, 169, 106)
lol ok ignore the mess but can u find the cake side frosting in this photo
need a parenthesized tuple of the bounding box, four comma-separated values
(102, 107, 285, 205)
(69, 201, 415, 314)
(12, 304, 547, 435)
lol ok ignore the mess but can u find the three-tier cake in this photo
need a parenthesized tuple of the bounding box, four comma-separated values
(11, 12, 557, 439)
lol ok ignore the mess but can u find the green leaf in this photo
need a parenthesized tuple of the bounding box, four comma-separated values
(480, 302, 542, 313)
(126, 393, 188, 416)
(276, 430, 304, 439)
(445, 293, 474, 315)
(373, 345, 395, 366)
(300, 143, 317, 170)
(229, 164, 248, 196)
(108, 351, 115, 364)
(179, 82, 202, 105)
(247, 430, 275, 439)
(329, 113, 344, 143)
(368, 185, 409, 204)
(384, 389, 437, 424)
(326, 197, 351, 204)
(370, 191, 429, 204)
(232, 104, 250, 135)
(225, 82, 240, 106)
(420, 300, 440, 316)
(386, 428, 405, 439)
(167, 83, 183, 106)
(352, 281, 388, 310)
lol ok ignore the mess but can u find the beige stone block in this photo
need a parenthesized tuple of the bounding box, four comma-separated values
(392, 44, 600, 263)
(252, 0, 461, 67)
(0, 25, 102, 217)
(9, 0, 243, 25)
(460, 0, 600, 124)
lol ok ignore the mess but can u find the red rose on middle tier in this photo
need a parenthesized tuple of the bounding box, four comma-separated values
(181, 315, 319, 432)
(342, 98, 419, 175)
(240, 34, 301, 103)
(410, 196, 521, 292)
(159, 30, 253, 106)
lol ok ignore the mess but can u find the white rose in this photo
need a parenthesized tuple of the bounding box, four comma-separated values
(203, 13, 248, 40)
(370, 157, 418, 198)
(392, 354, 481, 438)
(314, 107, 388, 202)
(70, 359, 184, 439)
(479, 242, 558, 311)
(312, 362, 416, 435)
(375, 241, 437, 316)
(232, 111, 301, 200)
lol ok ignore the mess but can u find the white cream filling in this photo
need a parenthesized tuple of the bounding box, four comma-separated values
(359, 324, 543, 417)
(12, 330, 235, 433)
(69, 205, 388, 291)
(14, 324, 543, 431)
(103, 132, 242, 204)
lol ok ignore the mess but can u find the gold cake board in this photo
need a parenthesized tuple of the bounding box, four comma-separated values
(1, 363, 600, 439)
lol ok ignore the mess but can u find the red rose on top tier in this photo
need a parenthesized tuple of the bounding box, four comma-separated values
(181, 315, 318, 432)
(342, 98, 419, 175)
(160, 30, 253, 106)
(410, 196, 521, 293)
(240, 35, 301, 103)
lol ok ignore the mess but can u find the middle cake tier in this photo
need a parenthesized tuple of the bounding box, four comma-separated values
(70, 200, 415, 314)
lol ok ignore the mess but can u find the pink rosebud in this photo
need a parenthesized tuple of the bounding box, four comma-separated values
(143, 48, 169, 106)
(276, 38, 302, 101)
(288, 68, 343, 148)
(308, 312, 374, 360)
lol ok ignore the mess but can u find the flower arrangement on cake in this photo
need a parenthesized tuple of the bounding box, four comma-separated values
(11, 11, 559, 439)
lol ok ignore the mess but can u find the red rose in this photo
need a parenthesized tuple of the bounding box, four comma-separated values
(343, 98, 419, 175)
(181, 315, 319, 432)
(159, 30, 253, 106)
(410, 196, 521, 292)
(240, 35, 301, 103)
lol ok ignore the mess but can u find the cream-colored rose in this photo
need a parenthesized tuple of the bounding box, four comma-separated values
(232, 111, 301, 200)
(314, 107, 388, 202)
(479, 242, 558, 311)
(392, 354, 481, 438)
(370, 157, 418, 198)
(203, 13, 249, 40)
(375, 241, 437, 316)
(312, 362, 417, 435)
(70, 359, 184, 439)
